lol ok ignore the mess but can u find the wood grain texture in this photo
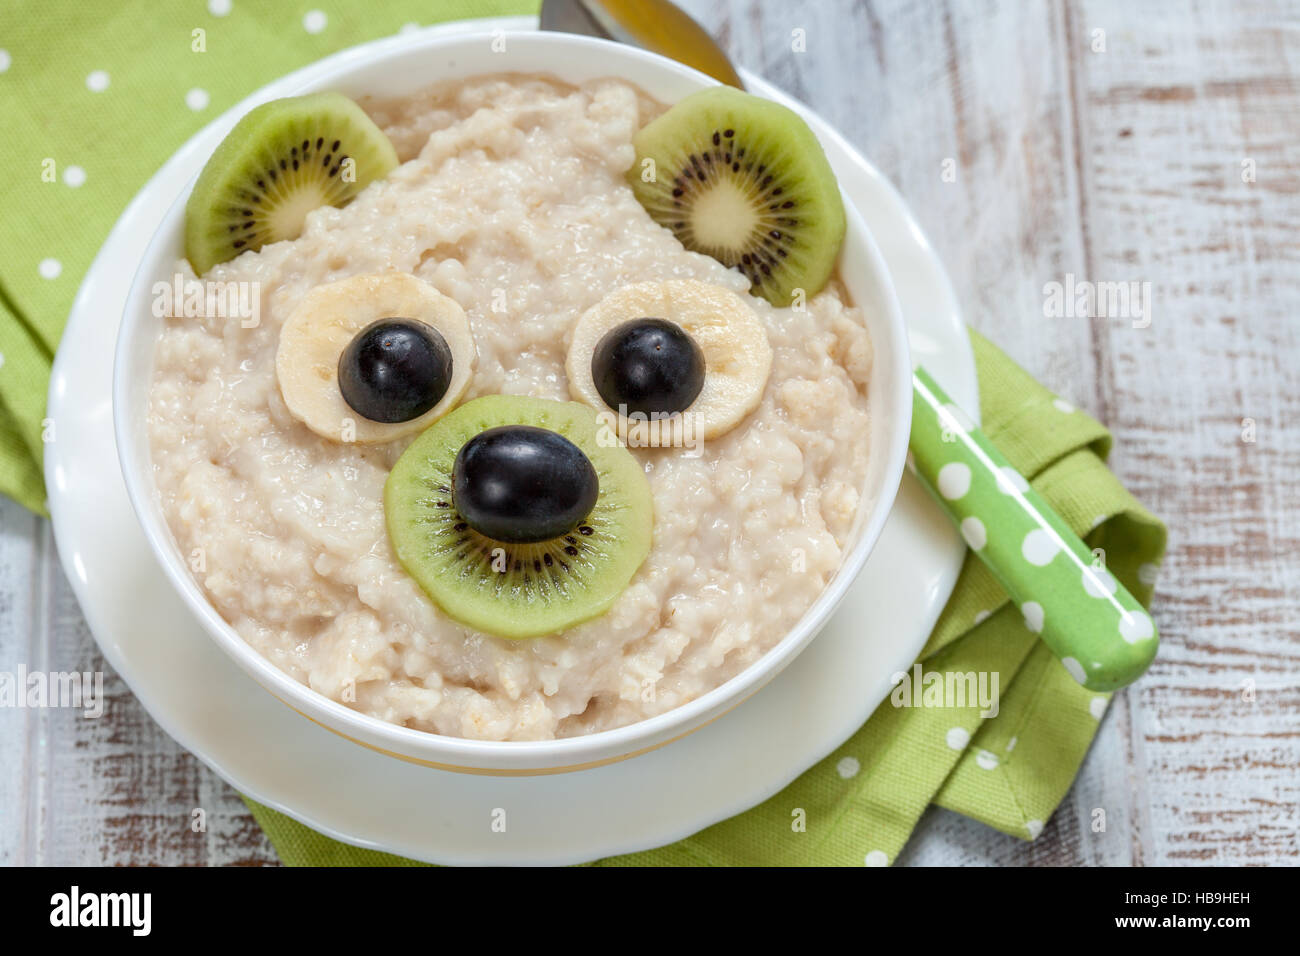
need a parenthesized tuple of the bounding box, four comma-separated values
(1, 0, 1296, 865)
(0, 497, 277, 865)
(1063, 0, 1300, 866)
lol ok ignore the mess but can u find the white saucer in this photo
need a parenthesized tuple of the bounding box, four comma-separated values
(45, 16, 977, 866)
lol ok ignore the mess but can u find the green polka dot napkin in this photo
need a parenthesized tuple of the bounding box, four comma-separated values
(1, 1, 1165, 865)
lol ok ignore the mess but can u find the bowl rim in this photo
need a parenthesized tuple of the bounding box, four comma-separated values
(112, 28, 913, 769)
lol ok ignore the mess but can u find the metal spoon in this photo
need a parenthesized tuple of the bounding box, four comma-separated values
(540, 0, 744, 87)
(539, 0, 1158, 691)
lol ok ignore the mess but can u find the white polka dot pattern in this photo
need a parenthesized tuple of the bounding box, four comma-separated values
(910, 365, 1159, 692)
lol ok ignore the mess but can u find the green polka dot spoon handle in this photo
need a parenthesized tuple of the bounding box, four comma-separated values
(910, 367, 1158, 691)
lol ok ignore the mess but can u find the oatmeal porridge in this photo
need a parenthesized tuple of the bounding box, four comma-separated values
(147, 75, 873, 740)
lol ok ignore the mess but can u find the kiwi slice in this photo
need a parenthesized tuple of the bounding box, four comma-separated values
(385, 396, 654, 640)
(628, 86, 846, 307)
(184, 92, 399, 274)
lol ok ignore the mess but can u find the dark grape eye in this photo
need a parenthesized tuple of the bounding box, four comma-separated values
(338, 319, 452, 423)
(452, 426, 599, 544)
(591, 318, 705, 416)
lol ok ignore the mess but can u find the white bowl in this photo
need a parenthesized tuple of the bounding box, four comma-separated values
(113, 30, 912, 773)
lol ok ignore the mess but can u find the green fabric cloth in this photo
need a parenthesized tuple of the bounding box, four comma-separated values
(2, 1, 1165, 866)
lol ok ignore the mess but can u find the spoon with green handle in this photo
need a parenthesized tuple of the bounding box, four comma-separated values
(910, 367, 1157, 690)
(541, 0, 1160, 691)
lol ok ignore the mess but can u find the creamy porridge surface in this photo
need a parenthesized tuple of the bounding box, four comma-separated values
(148, 75, 874, 740)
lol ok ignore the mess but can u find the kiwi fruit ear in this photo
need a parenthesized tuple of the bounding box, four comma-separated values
(628, 86, 846, 307)
(384, 396, 654, 640)
(184, 92, 398, 274)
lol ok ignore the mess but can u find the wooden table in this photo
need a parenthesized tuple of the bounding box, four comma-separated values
(2, 0, 1297, 866)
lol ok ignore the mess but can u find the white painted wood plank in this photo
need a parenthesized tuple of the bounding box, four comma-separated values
(33, 538, 277, 865)
(0, 495, 40, 865)
(1070, 0, 1300, 865)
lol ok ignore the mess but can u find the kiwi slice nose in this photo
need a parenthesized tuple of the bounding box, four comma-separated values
(384, 396, 653, 640)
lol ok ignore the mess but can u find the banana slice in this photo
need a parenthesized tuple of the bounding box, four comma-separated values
(566, 280, 773, 446)
(276, 273, 475, 443)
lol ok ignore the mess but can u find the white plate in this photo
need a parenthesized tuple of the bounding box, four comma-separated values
(45, 16, 976, 866)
